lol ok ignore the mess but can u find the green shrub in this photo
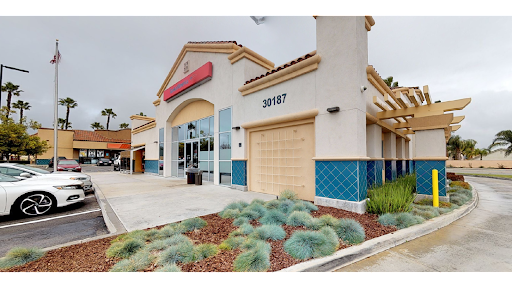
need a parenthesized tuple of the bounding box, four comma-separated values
(250, 224, 286, 241)
(319, 226, 339, 248)
(241, 238, 271, 253)
(193, 244, 219, 261)
(157, 241, 195, 265)
(110, 250, 155, 272)
(377, 213, 397, 226)
(238, 210, 260, 220)
(284, 230, 337, 260)
(158, 224, 186, 238)
(286, 211, 313, 227)
(279, 189, 298, 200)
(180, 217, 207, 232)
(334, 219, 365, 244)
(251, 199, 266, 206)
(233, 242, 271, 272)
(219, 236, 246, 250)
(259, 210, 287, 225)
(0, 247, 45, 269)
(394, 212, 424, 229)
(106, 238, 144, 259)
(366, 175, 416, 215)
(155, 264, 181, 272)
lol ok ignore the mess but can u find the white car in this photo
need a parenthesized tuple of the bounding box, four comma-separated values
(0, 163, 94, 193)
(0, 173, 85, 217)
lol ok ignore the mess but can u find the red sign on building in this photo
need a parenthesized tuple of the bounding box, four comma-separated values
(163, 62, 213, 102)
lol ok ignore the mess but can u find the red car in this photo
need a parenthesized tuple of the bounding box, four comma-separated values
(57, 159, 82, 172)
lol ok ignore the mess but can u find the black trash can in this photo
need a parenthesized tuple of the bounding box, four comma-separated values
(186, 172, 195, 184)
(195, 171, 202, 185)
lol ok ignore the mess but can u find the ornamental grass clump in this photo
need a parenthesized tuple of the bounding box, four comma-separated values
(411, 204, 440, 220)
(146, 234, 192, 252)
(243, 203, 267, 218)
(319, 226, 340, 248)
(334, 218, 365, 244)
(238, 210, 260, 220)
(158, 223, 186, 238)
(450, 181, 471, 190)
(259, 210, 287, 226)
(290, 202, 308, 212)
(180, 217, 207, 232)
(284, 230, 337, 260)
(224, 201, 249, 211)
(233, 241, 271, 272)
(109, 250, 155, 272)
(155, 264, 181, 272)
(193, 244, 219, 261)
(279, 189, 298, 200)
(0, 247, 45, 269)
(301, 201, 319, 212)
(317, 214, 340, 228)
(286, 211, 313, 227)
(219, 208, 240, 219)
(377, 213, 397, 227)
(143, 229, 161, 242)
(106, 238, 145, 259)
(157, 241, 195, 265)
(250, 224, 286, 241)
(251, 199, 266, 206)
(278, 199, 295, 215)
(111, 230, 146, 243)
(366, 175, 416, 215)
(241, 238, 271, 253)
(264, 199, 280, 210)
(379, 212, 424, 229)
(233, 217, 250, 226)
(219, 236, 246, 250)
(229, 223, 254, 237)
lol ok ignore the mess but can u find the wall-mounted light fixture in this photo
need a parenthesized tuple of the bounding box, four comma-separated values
(232, 126, 241, 130)
(153, 141, 158, 143)
(327, 107, 340, 113)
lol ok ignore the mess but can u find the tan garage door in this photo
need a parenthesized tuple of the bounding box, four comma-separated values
(249, 120, 315, 201)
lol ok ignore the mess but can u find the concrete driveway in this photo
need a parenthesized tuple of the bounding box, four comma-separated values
(89, 172, 276, 232)
(336, 176, 512, 272)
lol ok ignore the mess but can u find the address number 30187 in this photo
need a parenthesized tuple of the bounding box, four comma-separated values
(263, 93, 286, 108)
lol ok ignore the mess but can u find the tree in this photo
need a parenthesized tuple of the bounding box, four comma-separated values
(138, 112, 146, 116)
(461, 139, 477, 160)
(91, 121, 105, 130)
(58, 118, 66, 129)
(58, 97, 78, 130)
(473, 148, 490, 160)
(0, 82, 23, 118)
(447, 135, 464, 160)
(490, 130, 512, 156)
(29, 120, 42, 130)
(119, 123, 129, 129)
(383, 76, 399, 88)
(12, 100, 31, 124)
(21, 135, 49, 164)
(101, 108, 117, 130)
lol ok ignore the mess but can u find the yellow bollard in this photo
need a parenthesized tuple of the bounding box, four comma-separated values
(432, 169, 439, 207)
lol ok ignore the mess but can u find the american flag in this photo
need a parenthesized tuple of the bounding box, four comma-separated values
(50, 51, 61, 64)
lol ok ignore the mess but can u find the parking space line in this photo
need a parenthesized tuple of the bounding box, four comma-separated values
(0, 209, 102, 229)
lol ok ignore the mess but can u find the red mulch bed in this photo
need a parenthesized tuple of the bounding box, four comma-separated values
(1, 205, 397, 272)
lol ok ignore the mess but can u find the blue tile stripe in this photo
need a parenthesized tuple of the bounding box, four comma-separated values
(315, 160, 367, 202)
(385, 160, 396, 182)
(416, 160, 446, 197)
(145, 160, 159, 174)
(396, 160, 403, 177)
(232, 160, 247, 186)
(367, 160, 383, 189)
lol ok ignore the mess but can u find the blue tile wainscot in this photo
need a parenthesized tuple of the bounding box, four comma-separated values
(315, 160, 368, 214)
(232, 160, 248, 191)
(415, 160, 447, 201)
(385, 160, 397, 182)
(144, 160, 159, 174)
(367, 159, 383, 189)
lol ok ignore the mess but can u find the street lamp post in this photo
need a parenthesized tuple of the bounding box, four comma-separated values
(0, 64, 30, 107)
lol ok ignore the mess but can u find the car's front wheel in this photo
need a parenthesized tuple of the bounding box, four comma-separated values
(13, 193, 56, 217)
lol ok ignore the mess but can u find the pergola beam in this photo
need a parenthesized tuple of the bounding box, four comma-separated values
(451, 125, 461, 131)
(376, 98, 471, 120)
(393, 115, 465, 129)
(423, 85, 432, 104)
(452, 115, 465, 124)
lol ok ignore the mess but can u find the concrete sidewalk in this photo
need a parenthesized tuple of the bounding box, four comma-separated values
(89, 172, 276, 232)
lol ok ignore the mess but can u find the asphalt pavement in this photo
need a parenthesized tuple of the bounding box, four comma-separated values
(447, 167, 512, 176)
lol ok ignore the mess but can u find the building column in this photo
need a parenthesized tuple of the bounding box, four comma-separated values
(383, 132, 397, 182)
(366, 124, 383, 188)
(396, 137, 405, 177)
(409, 115, 452, 202)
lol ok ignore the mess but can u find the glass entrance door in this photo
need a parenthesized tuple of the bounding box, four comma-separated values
(185, 141, 199, 169)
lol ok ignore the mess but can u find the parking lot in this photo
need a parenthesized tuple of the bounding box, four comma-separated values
(41, 163, 116, 173)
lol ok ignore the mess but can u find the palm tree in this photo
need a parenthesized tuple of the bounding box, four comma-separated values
(12, 100, 31, 124)
(58, 118, 66, 129)
(119, 123, 129, 129)
(138, 112, 146, 116)
(58, 97, 78, 130)
(1, 82, 23, 118)
(383, 76, 399, 88)
(491, 130, 512, 156)
(91, 122, 105, 130)
(461, 139, 477, 160)
(447, 135, 464, 160)
(473, 148, 490, 160)
(101, 108, 117, 130)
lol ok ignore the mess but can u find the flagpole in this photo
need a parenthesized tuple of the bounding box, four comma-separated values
(53, 39, 59, 173)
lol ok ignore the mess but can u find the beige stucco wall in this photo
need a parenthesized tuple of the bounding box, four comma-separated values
(383, 132, 396, 159)
(72, 141, 108, 149)
(170, 100, 214, 127)
(396, 137, 406, 159)
(414, 129, 446, 158)
(38, 129, 74, 159)
(447, 160, 512, 169)
(131, 125, 159, 160)
(472, 150, 512, 161)
(366, 124, 382, 158)
(96, 129, 131, 140)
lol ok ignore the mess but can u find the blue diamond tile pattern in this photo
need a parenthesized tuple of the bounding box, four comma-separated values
(385, 160, 397, 182)
(145, 160, 159, 174)
(315, 161, 367, 202)
(396, 160, 403, 177)
(412, 160, 416, 173)
(367, 160, 383, 189)
(405, 160, 410, 174)
(416, 160, 446, 197)
(232, 160, 247, 186)
(36, 159, 51, 165)
(408, 160, 414, 174)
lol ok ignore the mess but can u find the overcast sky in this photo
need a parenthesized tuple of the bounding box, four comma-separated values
(0, 15, 511, 149)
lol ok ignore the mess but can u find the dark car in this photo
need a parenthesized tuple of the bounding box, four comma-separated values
(48, 156, 67, 168)
(97, 158, 112, 166)
(57, 159, 82, 172)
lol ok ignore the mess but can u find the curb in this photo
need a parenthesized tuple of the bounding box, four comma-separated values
(279, 185, 479, 272)
(92, 182, 127, 235)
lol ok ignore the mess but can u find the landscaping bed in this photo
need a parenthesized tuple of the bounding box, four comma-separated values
(1, 203, 396, 272)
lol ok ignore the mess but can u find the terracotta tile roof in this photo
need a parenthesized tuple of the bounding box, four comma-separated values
(244, 51, 317, 85)
(73, 130, 131, 143)
(187, 41, 243, 48)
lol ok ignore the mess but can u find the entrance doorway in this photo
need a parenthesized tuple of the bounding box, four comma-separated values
(185, 141, 199, 169)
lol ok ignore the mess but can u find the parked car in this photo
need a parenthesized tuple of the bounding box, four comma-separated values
(97, 158, 112, 166)
(0, 163, 94, 193)
(57, 159, 82, 172)
(0, 173, 85, 217)
(48, 156, 67, 168)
